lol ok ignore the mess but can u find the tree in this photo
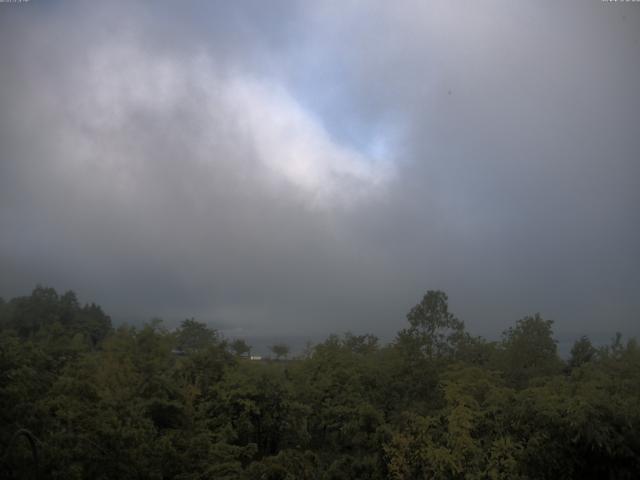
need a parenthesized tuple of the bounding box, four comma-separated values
(230, 338, 251, 357)
(499, 314, 562, 387)
(9, 285, 61, 338)
(176, 318, 218, 353)
(396, 290, 466, 360)
(270, 343, 290, 360)
(568, 336, 597, 370)
(2, 284, 640, 479)
(343, 332, 379, 355)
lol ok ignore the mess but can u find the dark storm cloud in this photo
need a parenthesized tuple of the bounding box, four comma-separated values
(1, 0, 638, 339)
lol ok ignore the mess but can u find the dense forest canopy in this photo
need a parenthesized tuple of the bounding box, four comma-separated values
(1, 286, 639, 479)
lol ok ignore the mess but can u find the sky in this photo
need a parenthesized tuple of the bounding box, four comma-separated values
(1, 0, 639, 341)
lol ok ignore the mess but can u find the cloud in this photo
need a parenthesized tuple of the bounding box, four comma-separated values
(222, 76, 393, 207)
(59, 38, 393, 208)
(0, 0, 638, 339)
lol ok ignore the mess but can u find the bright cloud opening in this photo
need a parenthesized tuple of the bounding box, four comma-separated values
(77, 44, 394, 209)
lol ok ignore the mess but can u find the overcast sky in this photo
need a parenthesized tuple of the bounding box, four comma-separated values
(1, 0, 638, 339)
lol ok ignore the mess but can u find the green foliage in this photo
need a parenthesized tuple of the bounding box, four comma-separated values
(176, 318, 219, 353)
(396, 290, 467, 361)
(1, 286, 639, 478)
(230, 339, 251, 357)
(270, 343, 290, 360)
(569, 335, 597, 370)
(498, 313, 563, 388)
